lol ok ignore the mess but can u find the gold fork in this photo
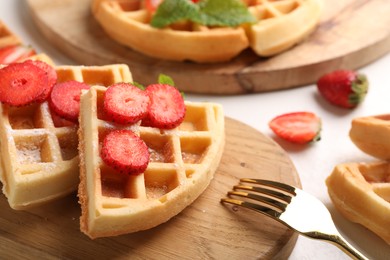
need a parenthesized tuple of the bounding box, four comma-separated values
(221, 178, 368, 260)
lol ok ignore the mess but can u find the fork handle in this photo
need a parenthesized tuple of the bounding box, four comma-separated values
(329, 235, 368, 260)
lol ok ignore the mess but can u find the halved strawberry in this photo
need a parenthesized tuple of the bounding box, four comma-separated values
(101, 130, 150, 175)
(142, 84, 186, 129)
(25, 60, 57, 102)
(49, 80, 90, 123)
(269, 112, 321, 144)
(0, 62, 47, 106)
(103, 83, 150, 124)
(317, 70, 368, 108)
(0, 44, 36, 64)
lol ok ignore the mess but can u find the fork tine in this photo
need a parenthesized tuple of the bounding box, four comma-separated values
(233, 184, 292, 203)
(227, 190, 287, 211)
(221, 197, 281, 219)
(240, 178, 297, 195)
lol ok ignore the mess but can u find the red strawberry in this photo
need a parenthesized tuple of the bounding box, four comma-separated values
(0, 44, 36, 64)
(25, 60, 57, 102)
(317, 70, 368, 108)
(0, 62, 47, 106)
(101, 130, 150, 175)
(269, 112, 321, 144)
(103, 83, 150, 124)
(142, 84, 185, 129)
(145, 0, 163, 13)
(49, 80, 90, 123)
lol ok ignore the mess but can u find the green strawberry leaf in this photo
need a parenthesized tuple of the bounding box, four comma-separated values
(151, 0, 256, 28)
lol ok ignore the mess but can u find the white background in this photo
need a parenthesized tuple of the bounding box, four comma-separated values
(1, 0, 390, 259)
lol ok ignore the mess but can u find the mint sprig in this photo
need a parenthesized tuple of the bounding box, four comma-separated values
(151, 0, 200, 28)
(151, 0, 256, 28)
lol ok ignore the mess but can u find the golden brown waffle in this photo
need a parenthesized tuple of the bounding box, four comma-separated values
(91, 0, 322, 62)
(0, 64, 133, 209)
(246, 0, 323, 56)
(78, 85, 225, 238)
(91, 0, 249, 63)
(326, 162, 390, 244)
(0, 20, 21, 48)
(349, 114, 390, 160)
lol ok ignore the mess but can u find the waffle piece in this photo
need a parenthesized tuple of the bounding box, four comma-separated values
(91, 0, 322, 62)
(246, 0, 323, 56)
(349, 114, 390, 160)
(78, 85, 225, 238)
(0, 20, 21, 48)
(326, 162, 390, 244)
(0, 64, 133, 209)
(91, 0, 250, 63)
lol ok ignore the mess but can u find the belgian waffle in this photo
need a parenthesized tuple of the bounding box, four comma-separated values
(78, 85, 225, 238)
(0, 64, 133, 209)
(91, 0, 322, 62)
(326, 162, 390, 244)
(0, 20, 21, 48)
(246, 0, 323, 56)
(91, 0, 249, 63)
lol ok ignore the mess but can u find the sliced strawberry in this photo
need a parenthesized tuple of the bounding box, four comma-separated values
(269, 112, 321, 144)
(103, 83, 150, 124)
(101, 130, 150, 175)
(0, 44, 36, 64)
(0, 62, 47, 106)
(49, 80, 90, 123)
(142, 84, 186, 129)
(317, 70, 368, 108)
(25, 60, 57, 102)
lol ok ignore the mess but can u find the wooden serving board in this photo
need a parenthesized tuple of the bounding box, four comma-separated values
(0, 118, 300, 259)
(27, 0, 390, 94)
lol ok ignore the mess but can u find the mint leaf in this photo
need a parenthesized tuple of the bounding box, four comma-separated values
(150, 0, 256, 28)
(131, 81, 145, 90)
(158, 73, 175, 86)
(195, 0, 256, 27)
(151, 0, 200, 28)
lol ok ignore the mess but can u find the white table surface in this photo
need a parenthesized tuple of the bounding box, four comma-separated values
(2, 0, 390, 259)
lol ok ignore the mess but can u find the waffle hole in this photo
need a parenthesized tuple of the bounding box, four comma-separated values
(100, 166, 130, 199)
(57, 132, 78, 160)
(181, 136, 211, 164)
(56, 69, 77, 83)
(179, 106, 208, 132)
(81, 69, 115, 87)
(15, 135, 53, 164)
(141, 133, 174, 163)
(7, 103, 44, 129)
(144, 169, 179, 199)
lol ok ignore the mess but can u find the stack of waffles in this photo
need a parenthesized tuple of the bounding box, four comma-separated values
(0, 19, 225, 239)
(91, 0, 323, 62)
(0, 64, 133, 209)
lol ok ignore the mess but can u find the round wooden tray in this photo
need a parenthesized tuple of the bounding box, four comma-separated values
(27, 0, 390, 94)
(0, 118, 300, 259)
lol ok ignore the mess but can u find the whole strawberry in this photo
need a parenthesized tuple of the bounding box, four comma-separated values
(317, 70, 368, 108)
